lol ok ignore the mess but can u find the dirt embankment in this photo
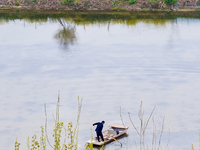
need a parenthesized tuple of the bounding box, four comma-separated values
(0, 0, 200, 11)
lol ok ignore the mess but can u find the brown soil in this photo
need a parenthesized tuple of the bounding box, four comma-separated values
(0, 0, 199, 11)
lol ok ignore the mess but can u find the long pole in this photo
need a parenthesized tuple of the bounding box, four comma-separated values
(86, 121, 122, 147)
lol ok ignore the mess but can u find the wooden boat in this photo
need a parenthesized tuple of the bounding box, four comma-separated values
(86, 125, 129, 146)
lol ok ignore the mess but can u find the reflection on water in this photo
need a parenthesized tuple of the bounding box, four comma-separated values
(1, 11, 200, 150)
(55, 19, 77, 49)
(1, 10, 198, 26)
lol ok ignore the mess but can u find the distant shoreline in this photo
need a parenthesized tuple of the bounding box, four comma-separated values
(1, 0, 200, 12)
(1, 6, 200, 13)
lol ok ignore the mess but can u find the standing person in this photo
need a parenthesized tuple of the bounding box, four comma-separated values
(93, 121, 105, 142)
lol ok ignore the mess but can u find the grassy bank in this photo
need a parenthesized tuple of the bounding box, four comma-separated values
(1, 8, 200, 18)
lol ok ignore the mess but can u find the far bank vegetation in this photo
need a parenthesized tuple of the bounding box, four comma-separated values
(0, 0, 200, 11)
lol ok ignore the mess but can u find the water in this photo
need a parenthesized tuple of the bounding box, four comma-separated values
(1, 11, 200, 150)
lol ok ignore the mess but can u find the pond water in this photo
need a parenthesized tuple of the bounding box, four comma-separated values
(1, 11, 200, 150)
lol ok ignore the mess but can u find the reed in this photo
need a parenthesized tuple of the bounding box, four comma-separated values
(128, 101, 169, 150)
(15, 91, 83, 150)
(190, 133, 200, 150)
(14, 138, 20, 150)
(120, 106, 125, 127)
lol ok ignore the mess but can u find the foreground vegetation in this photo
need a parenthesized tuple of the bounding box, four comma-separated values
(191, 133, 200, 150)
(15, 91, 84, 150)
(124, 102, 169, 150)
(13, 92, 200, 150)
(14, 91, 170, 150)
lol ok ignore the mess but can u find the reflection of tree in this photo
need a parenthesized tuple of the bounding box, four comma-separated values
(54, 19, 77, 49)
(166, 18, 179, 49)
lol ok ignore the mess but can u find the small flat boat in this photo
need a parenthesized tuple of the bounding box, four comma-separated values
(86, 125, 129, 146)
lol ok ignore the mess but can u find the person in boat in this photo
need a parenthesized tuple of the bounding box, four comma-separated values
(93, 121, 105, 142)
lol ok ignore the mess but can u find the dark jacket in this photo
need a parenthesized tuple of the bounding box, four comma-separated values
(93, 122, 103, 133)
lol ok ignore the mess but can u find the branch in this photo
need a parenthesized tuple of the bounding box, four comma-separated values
(128, 112, 140, 136)
(157, 117, 165, 150)
(143, 105, 156, 134)
(44, 103, 53, 148)
(120, 106, 125, 127)
(164, 129, 170, 150)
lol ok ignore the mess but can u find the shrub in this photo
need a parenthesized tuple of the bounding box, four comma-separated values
(150, 0, 158, 3)
(149, 0, 160, 8)
(83, 1, 90, 6)
(128, 0, 136, 4)
(59, 0, 73, 5)
(14, 1, 20, 5)
(111, 1, 116, 5)
(74, 0, 80, 5)
(59, 1, 65, 4)
(163, 0, 176, 4)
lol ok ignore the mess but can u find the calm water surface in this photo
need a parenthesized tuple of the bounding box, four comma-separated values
(1, 12, 200, 150)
